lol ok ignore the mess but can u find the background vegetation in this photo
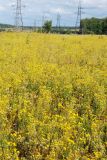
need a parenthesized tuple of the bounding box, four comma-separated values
(0, 33, 107, 160)
(0, 17, 107, 35)
(81, 17, 107, 34)
(43, 20, 52, 33)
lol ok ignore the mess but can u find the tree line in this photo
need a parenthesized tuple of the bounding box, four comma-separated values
(41, 18, 107, 35)
(0, 17, 107, 34)
(81, 17, 107, 35)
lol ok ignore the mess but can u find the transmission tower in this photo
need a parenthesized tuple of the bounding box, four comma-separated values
(33, 19, 37, 32)
(75, 0, 83, 34)
(56, 13, 61, 29)
(15, 0, 23, 31)
(75, 0, 96, 34)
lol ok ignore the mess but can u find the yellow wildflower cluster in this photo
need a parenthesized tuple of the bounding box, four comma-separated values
(0, 33, 107, 159)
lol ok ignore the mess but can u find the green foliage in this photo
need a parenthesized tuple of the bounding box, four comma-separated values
(81, 17, 107, 34)
(43, 20, 52, 33)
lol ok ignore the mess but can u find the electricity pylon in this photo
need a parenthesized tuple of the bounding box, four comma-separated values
(15, 0, 23, 31)
(34, 19, 37, 32)
(56, 13, 61, 28)
(75, 0, 83, 34)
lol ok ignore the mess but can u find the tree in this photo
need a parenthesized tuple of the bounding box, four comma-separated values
(102, 18, 107, 34)
(43, 20, 52, 33)
(81, 17, 107, 35)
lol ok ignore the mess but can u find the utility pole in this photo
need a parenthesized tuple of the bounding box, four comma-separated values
(75, 0, 83, 34)
(15, 0, 23, 31)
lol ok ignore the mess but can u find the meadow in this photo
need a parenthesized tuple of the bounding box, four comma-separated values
(0, 33, 107, 160)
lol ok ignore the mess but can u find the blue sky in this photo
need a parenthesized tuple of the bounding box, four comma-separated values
(0, 0, 107, 26)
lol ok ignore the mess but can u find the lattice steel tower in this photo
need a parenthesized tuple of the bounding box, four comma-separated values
(15, 0, 23, 30)
(56, 13, 61, 29)
(75, 0, 83, 33)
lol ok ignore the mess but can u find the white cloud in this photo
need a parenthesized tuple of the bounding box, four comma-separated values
(0, 0, 106, 25)
(82, 0, 107, 8)
(0, 5, 6, 11)
(50, 7, 71, 15)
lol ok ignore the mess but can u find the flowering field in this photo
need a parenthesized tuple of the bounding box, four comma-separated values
(0, 33, 107, 160)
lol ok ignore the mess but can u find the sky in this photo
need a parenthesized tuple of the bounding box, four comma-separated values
(0, 0, 107, 26)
